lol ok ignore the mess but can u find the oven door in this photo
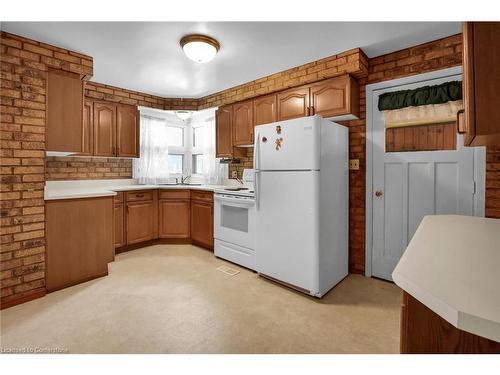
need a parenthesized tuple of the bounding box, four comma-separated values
(214, 194, 255, 250)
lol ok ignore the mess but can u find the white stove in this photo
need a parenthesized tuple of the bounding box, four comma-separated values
(214, 169, 255, 197)
(214, 169, 256, 270)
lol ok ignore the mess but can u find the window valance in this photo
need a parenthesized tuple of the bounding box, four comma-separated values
(378, 81, 462, 111)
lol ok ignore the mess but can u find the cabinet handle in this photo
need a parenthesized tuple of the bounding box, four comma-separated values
(456, 109, 465, 134)
(135, 193, 144, 198)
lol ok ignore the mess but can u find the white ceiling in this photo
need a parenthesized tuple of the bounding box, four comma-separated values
(1, 22, 461, 98)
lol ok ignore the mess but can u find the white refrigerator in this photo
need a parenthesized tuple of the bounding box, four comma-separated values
(254, 115, 348, 297)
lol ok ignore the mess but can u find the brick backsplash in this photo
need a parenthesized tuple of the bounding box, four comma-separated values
(45, 157, 133, 180)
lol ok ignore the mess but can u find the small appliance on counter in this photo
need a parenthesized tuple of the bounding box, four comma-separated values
(214, 169, 256, 270)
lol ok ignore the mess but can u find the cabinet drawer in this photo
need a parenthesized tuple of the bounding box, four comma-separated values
(126, 190, 154, 202)
(159, 189, 190, 200)
(190, 190, 213, 203)
(114, 191, 124, 204)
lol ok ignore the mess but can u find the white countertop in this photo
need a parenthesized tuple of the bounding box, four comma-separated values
(392, 215, 500, 342)
(44, 179, 236, 200)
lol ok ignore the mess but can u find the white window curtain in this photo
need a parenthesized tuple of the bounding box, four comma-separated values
(133, 115, 170, 185)
(190, 108, 227, 184)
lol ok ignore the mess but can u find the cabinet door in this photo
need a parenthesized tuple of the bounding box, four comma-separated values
(277, 86, 310, 121)
(216, 105, 233, 157)
(191, 201, 214, 250)
(310, 75, 359, 118)
(253, 94, 277, 126)
(46, 69, 84, 152)
(93, 102, 116, 156)
(126, 200, 155, 244)
(117, 105, 140, 157)
(46, 197, 113, 292)
(463, 22, 500, 147)
(114, 203, 125, 248)
(159, 200, 190, 238)
(233, 100, 254, 146)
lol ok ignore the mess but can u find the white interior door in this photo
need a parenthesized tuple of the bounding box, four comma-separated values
(371, 74, 484, 281)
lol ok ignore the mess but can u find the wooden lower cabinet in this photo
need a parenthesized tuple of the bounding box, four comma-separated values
(126, 200, 156, 244)
(159, 200, 190, 239)
(191, 199, 214, 250)
(46, 197, 113, 292)
(400, 291, 500, 353)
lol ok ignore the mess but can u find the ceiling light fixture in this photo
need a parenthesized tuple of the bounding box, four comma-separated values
(175, 110, 192, 121)
(180, 34, 220, 63)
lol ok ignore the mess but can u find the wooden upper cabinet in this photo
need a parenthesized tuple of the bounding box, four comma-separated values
(253, 94, 277, 126)
(463, 22, 500, 147)
(117, 105, 140, 157)
(216, 105, 233, 157)
(310, 75, 359, 119)
(93, 102, 116, 156)
(46, 69, 84, 152)
(233, 100, 254, 146)
(277, 86, 310, 121)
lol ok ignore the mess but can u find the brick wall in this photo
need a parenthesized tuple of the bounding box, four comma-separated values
(46, 157, 132, 180)
(85, 81, 199, 110)
(0, 31, 94, 307)
(198, 48, 368, 109)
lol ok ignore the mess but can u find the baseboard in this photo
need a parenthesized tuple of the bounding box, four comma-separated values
(116, 238, 212, 253)
(0, 287, 46, 310)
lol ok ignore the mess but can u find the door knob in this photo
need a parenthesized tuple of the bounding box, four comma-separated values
(375, 190, 383, 197)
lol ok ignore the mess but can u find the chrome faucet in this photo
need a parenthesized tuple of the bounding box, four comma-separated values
(181, 175, 190, 184)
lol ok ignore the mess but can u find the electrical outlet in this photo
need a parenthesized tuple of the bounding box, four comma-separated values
(231, 170, 238, 178)
(349, 159, 360, 170)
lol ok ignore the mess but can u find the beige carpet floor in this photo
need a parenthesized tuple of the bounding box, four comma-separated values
(0, 245, 401, 354)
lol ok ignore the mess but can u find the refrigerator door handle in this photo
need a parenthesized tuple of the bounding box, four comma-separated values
(254, 171, 260, 210)
(253, 131, 260, 171)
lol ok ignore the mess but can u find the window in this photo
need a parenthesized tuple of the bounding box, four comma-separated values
(134, 107, 221, 184)
(166, 126, 184, 147)
(192, 154, 207, 174)
(168, 154, 184, 174)
(192, 126, 205, 148)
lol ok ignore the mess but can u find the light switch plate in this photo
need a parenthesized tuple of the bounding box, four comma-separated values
(349, 159, 360, 170)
